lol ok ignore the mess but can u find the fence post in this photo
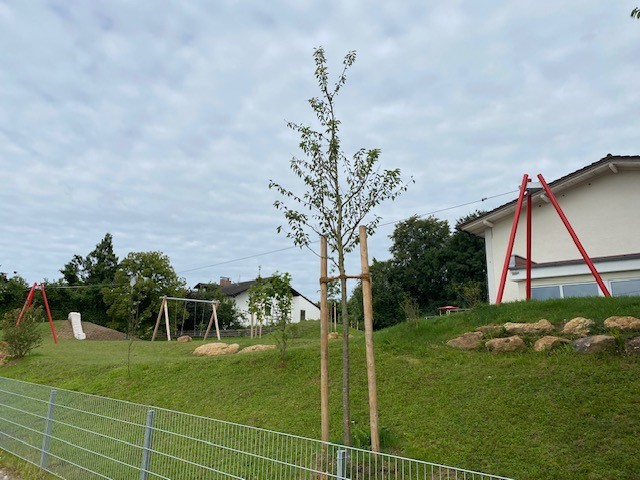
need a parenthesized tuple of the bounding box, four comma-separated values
(40, 389, 57, 469)
(337, 449, 348, 479)
(140, 409, 155, 480)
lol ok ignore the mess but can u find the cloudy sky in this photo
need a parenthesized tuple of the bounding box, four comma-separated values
(1, 1, 638, 300)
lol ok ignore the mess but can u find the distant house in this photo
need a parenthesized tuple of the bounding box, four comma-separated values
(460, 155, 640, 303)
(194, 277, 320, 325)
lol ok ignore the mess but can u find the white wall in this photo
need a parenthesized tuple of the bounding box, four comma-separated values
(231, 291, 320, 327)
(486, 169, 640, 302)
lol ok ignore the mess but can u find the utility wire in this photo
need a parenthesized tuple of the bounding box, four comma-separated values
(177, 188, 517, 274)
(27, 189, 515, 288)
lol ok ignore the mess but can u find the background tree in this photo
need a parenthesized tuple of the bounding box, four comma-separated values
(0, 273, 28, 317)
(269, 47, 412, 445)
(349, 259, 405, 330)
(390, 216, 450, 310)
(54, 233, 119, 324)
(442, 213, 488, 305)
(102, 251, 186, 333)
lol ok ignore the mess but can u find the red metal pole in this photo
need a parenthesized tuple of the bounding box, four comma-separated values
(496, 174, 529, 304)
(16, 283, 37, 326)
(39, 283, 58, 344)
(537, 174, 611, 297)
(526, 191, 532, 300)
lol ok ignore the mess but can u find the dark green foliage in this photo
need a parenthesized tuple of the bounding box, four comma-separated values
(1, 307, 43, 358)
(349, 259, 406, 329)
(52, 233, 120, 325)
(0, 273, 29, 317)
(390, 216, 450, 308)
(102, 251, 186, 333)
(352, 213, 488, 328)
(632, 7, 640, 19)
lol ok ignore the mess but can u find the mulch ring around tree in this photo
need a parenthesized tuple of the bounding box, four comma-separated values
(55, 321, 128, 341)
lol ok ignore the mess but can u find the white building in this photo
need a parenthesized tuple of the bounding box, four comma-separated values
(460, 155, 640, 303)
(195, 277, 320, 326)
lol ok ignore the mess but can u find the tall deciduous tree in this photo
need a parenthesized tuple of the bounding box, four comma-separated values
(102, 251, 186, 333)
(269, 47, 411, 445)
(390, 216, 451, 307)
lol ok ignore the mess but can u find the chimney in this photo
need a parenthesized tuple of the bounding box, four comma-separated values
(220, 276, 232, 286)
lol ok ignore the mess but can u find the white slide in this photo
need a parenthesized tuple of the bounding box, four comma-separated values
(68, 312, 86, 340)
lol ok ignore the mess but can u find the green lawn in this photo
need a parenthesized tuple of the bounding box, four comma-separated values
(2, 297, 640, 479)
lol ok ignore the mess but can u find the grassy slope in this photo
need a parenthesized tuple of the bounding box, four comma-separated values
(2, 297, 640, 480)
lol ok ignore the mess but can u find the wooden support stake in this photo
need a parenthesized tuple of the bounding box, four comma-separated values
(320, 235, 330, 445)
(250, 312, 254, 339)
(151, 296, 166, 341)
(163, 298, 171, 341)
(203, 302, 221, 341)
(359, 226, 380, 452)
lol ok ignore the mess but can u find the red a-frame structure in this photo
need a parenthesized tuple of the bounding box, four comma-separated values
(495, 173, 611, 304)
(17, 282, 58, 343)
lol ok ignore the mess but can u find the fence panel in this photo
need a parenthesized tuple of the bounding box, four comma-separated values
(0, 377, 513, 480)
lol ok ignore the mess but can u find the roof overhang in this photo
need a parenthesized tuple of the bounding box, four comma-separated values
(460, 155, 640, 237)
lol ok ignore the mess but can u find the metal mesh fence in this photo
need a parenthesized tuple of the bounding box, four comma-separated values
(0, 377, 513, 480)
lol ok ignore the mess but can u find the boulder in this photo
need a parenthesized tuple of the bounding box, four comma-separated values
(625, 337, 640, 355)
(177, 335, 192, 343)
(562, 317, 594, 337)
(485, 335, 526, 353)
(604, 316, 640, 331)
(239, 344, 276, 354)
(446, 332, 483, 350)
(475, 325, 504, 336)
(504, 319, 554, 335)
(572, 335, 616, 354)
(328, 332, 340, 340)
(193, 343, 240, 356)
(534, 336, 571, 352)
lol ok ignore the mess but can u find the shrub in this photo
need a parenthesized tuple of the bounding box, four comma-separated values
(1, 307, 44, 358)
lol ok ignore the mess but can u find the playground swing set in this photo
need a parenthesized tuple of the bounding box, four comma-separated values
(151, 296, 221, 341)
(15, 283, 221, 344)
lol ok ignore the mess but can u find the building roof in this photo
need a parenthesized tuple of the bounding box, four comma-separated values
(460, 154, 640, 236)
(193, 279, 318, 306)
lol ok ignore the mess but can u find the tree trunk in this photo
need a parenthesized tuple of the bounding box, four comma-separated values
(340, 266, 351, 446)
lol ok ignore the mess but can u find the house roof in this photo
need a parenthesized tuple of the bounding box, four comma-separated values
(193, 279, 318, 306)
(460, 154, 640, 236)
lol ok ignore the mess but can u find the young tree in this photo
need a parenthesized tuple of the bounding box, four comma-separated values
(249, 273, 294, 359)
(269, 47, 412, 445)
(1, 306, 44, 359)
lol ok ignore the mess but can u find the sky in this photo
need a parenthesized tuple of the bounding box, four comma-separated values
(1, 1, 639, 301)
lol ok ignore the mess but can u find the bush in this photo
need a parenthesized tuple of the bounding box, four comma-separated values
(1, 307, 44, 358)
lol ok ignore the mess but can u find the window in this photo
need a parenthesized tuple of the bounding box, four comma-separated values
(611, 279, 640, 297)
(562, 283, 599, 298)
(531, 286, 561, 300)
(531, 282, 598, 300)
(300, 310, 306, 321)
